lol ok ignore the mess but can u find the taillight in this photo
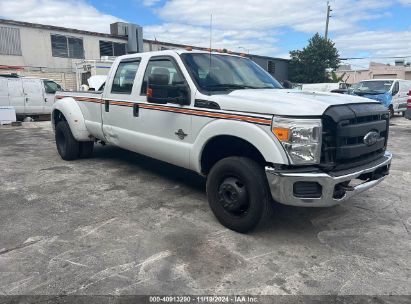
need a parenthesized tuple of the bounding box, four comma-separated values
(408, 90, 411, 109)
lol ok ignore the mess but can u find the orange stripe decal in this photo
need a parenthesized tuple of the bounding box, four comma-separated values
(61, 96, 271, 126)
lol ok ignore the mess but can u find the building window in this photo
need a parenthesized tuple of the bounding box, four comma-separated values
(51, 34, 84, 59)
(0, 26, 22, 56)
(267, 60, 276, 74)
(99, 41, 127, 57)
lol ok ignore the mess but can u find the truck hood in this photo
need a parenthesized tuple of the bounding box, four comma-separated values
(211, 89, 378, 116)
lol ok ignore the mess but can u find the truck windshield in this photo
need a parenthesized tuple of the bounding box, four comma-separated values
(180, 53, 282, 94)
(351, 80, 393, 95)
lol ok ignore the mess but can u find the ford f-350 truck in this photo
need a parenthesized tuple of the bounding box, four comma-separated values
(52, 50, 392, 232)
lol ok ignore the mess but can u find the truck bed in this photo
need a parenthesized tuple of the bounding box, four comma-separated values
(56, 90, 103, 97)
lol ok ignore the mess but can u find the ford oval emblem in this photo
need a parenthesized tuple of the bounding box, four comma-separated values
(363, 131, 380, 146)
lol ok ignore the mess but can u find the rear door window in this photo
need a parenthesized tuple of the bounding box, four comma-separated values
(111, 59, 140, 94)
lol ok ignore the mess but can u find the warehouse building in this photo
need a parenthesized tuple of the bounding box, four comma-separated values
(336, 61, 411, 84)
(0, 19, 289, 90)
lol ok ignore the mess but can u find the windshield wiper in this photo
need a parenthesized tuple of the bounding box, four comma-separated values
(354, 89, 384, 95)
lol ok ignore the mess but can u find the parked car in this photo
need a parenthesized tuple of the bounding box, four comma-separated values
(0, 75, 62, 118)
(405, 90, 411, 120)
(52, 50, 392, 232)
(350, 79, 411, 117)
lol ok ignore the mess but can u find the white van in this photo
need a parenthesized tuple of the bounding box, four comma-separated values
(350, 79, 411, 116)
(0, 75, 62, 117)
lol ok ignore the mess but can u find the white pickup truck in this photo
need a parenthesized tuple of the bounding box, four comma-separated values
(52, 50, 392, 232)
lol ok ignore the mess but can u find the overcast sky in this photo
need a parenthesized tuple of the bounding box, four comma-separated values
(1, 0, 410, 68)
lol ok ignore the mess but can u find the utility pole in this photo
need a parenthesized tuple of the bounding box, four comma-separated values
(325, 1, 332, 40)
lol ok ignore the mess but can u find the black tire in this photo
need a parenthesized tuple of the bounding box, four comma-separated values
(79, 141, 94, 158)
(389, 106, 394, 118)
(55, 121, 80, 161)
(206, 156, 274, 233)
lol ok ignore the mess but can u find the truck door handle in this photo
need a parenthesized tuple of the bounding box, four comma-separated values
(105, 100, 109, 112)
(133, 103, 139, 117)
(25, 97, 29, 102)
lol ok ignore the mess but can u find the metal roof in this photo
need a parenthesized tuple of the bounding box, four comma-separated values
(0, 19, 127, 40)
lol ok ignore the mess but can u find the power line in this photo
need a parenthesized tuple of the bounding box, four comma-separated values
(341, 55, 411, 60)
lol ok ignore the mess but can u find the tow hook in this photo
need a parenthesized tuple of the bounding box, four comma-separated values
(339, 184, 355, 192)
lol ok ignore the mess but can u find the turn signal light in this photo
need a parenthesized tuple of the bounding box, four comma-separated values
(272, 127, 290, 141)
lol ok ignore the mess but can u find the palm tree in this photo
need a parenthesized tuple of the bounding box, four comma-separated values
(330, 71, 346, 83)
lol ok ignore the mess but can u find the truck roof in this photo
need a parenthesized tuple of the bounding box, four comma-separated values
(118, 49, 244, 61)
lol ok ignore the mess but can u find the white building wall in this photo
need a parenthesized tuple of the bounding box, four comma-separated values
(0, 24, 127, 71)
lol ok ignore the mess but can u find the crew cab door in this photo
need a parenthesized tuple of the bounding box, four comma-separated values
(135, 56, 192, 169)
(102, 58, 141, 145)
(22, 79, 45, 114)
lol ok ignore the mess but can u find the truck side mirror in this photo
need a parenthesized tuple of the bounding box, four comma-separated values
(147, 74, 190, 105)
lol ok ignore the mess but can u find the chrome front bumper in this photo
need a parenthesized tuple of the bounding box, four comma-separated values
(265, 152, 392, 207)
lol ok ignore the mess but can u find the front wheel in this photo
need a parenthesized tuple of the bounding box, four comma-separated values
(389, 105, 394, 118)
(206, 157, 274, 233)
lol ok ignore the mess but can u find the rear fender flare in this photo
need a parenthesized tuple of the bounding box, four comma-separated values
(52, 97, 92, 141)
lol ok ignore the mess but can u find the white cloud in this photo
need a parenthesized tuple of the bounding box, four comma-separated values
(335, 29, 411, 65)
(0, 0, 122, 33)
(144, 23, 281, 55)
(146, 0, 411, 62)
(143, 0, 161, 6)
(0, 0, 410, 62)
(155, 0, 392, 34)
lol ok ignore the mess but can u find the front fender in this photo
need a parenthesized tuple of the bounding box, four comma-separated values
(191, 119, 289, 173)
(52, 97, 92, 141)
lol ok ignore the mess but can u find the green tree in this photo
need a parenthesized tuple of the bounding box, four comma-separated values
(289, 33, 340, 83)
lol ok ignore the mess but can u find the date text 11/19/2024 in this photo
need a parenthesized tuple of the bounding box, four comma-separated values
(149, 295, 259, 303)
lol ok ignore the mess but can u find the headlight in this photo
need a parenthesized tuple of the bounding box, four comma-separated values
(272, 117, 322, 165)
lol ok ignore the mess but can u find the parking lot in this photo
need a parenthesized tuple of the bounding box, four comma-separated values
(0, 117, 410, 296)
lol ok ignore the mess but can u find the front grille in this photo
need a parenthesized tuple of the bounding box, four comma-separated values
(321, 103, 389, 171)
